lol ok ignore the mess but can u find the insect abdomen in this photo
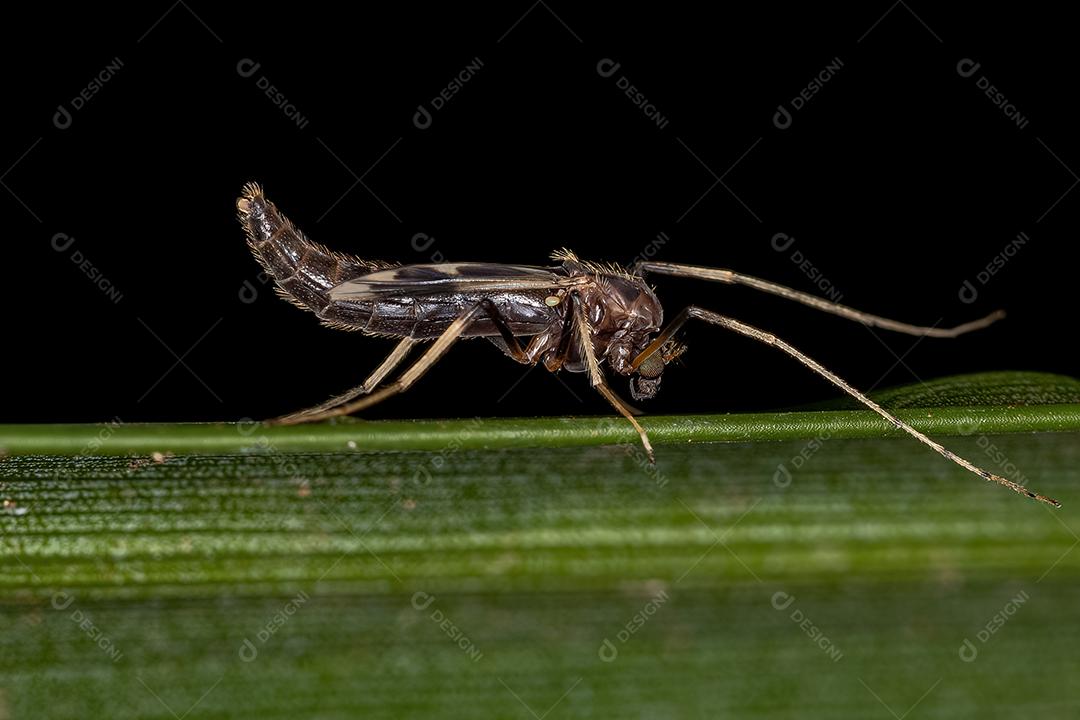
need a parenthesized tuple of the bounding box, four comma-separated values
(237, 183, 393, 329)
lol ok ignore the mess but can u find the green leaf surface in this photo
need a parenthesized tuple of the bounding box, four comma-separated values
(2, 372, 1079, 458)
(1, 372, 1078, 718)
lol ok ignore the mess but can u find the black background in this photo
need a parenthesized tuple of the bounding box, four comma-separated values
(2, 3, 1076, 423)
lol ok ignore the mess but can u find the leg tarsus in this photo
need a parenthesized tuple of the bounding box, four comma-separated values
(598, 384, 655, 462)
(269, 338, 417, 425)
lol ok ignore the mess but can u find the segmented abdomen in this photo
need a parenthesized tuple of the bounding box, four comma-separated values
(236, 183, 395, 329)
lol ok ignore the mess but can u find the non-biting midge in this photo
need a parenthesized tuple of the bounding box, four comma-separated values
(237, 182, 1058, 507)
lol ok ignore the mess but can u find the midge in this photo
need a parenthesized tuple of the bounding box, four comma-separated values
(237, 183, 1058, 507)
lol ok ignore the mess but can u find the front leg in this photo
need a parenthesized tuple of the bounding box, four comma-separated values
(632, 306, 1058, 506)
(570, 293, 656, 462)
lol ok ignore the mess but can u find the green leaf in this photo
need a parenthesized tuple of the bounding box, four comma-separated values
(1, 372, 1077, 718)
(2, 371, 1079, 458)
(812, 370, 1080, 408)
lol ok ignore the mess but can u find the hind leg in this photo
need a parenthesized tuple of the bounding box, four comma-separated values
(270, 338, 417, 425)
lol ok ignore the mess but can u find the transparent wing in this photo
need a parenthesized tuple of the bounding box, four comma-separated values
(329, 262, 587, 300)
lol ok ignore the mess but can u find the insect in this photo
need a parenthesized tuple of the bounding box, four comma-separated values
(237, 182, 1057, 507)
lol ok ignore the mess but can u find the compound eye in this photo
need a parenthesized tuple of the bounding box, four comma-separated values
(637, 353, 664, 379)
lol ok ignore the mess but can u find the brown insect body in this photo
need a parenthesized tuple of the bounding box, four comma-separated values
(237, 182, 1059, 508)
(239, 182, 665, 388)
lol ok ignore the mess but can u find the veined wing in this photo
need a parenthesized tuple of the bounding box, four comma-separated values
(329, 262, 588, 300)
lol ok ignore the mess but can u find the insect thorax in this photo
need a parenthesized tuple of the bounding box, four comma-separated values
(562, 262, 663, 376)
